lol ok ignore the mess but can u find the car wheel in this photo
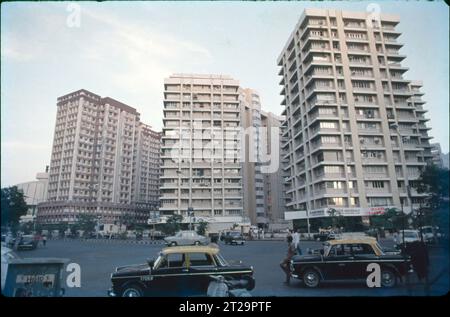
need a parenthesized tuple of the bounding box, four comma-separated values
(170, 242, 177, 246)
(194, 241, 200, 246)
(381, 269, 396, 288)
(303, 269, 320, 288)
(121, 284, 144, 297)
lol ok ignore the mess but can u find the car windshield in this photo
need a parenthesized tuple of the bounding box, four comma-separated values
(403, 232, 419, 238)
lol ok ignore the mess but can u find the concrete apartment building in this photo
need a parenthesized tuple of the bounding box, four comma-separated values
(430, 143, 444, 169)
(37, 89, 161, 226)
(260, 111, 288, 227)
(240, 88, 266, 226)
(160, 74, 245, 231)
(15, 167, 49, 223)
(277, 9, 433, 224)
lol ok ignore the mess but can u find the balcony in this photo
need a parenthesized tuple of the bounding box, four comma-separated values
(365, 188, 392, 195)
(364, 173, 389, 179)
(314, 188, 348, 196)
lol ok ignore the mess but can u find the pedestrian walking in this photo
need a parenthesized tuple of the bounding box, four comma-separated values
(279, 235, 297, 285)
(42, 235, 47, 247)
(293, 229, 302, 255)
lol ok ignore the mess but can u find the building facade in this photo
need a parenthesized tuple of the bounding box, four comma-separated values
(277, 9, 433, 223)
(430, 143, 444, 169)
(37, 89, 161, 225)
(240, 88, 266, 226)
(260, 111, 288, 227)
(15, 168, 49, 222)
(160, 74, 246, 231)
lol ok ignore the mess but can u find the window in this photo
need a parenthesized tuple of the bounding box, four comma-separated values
(320, 122, 338, 129)
(328, 244, 352, 256)
(324, 166, 342, 173)
(372, 181, 384, 188)
(352, 244, 375, 255)
(188, 253, 215, 267)
(158, 253, 187, 269)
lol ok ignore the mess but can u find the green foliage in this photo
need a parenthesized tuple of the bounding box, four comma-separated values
(161, 214, 184, 235)
(196, 220, 208, 236)
(1, 186, 28, 229)
(76, 214, 97, 235)
(370, 208, 405, 232)
(413, 165, 449, 209)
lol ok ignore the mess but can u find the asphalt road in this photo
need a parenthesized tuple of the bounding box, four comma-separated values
(15, 239, 449, 297)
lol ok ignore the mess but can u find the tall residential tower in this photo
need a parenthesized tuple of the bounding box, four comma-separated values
(37, 89, 161, 225)
(278, 9, 433, 223)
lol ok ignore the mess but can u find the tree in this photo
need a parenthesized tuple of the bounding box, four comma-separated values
(196, 220, 208, 236)
(76, 214, 97, 236)
(370, 208, 405, 235)
(1, 186, 28, 230)
(161, 214, 183, 235)
(413, 165, 449, 209)
(326, 208, 345, 231)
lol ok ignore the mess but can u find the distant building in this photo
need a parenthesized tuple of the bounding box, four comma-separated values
(430, 143, 444, 168)
(443, 152, 449, 170)
(16, 167, 49, 222)
(160, 74, 245, 232)
(37, 89, 161, 226)
(240, 88, 266, 227)
(260, 111, 288, 227)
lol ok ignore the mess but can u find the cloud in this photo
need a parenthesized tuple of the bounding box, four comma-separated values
(1, 141, 50, 151)
(1, 44, 34, 62)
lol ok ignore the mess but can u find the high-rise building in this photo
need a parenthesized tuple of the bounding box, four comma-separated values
(133, 123, 162, 210)
(160, 74, 245, 231)
(37, 89, 161, 225)
(260, 111, 287, 226)
(430, 143, 444, 169)
(240, 88, 266, 226)
(277, 9, 433, 224)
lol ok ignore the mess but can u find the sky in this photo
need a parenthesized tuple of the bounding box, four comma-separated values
(1, 0, 449, 186)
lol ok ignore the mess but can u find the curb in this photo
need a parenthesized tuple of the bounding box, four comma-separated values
(55, 238, 166, 245)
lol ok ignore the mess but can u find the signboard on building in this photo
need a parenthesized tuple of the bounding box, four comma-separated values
(285, 206, 397, 220)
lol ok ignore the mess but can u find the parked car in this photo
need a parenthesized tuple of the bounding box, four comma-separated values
(17, 235, 38, 250)
(164, 230, 209, 246)
(313, 230, 338, 241)
(394, 230, 421, 247)
(223, 231, 245, 245)
(107, 245, 255, 297)
(290, 238, 411, 288)
(420, 226, 441, 244)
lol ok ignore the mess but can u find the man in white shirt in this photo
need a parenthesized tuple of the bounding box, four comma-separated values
(292, 230, 302, 255)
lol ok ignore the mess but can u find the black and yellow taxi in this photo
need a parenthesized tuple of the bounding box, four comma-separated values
(290, 238, 411, 288)
(108, 244, 254, 297)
